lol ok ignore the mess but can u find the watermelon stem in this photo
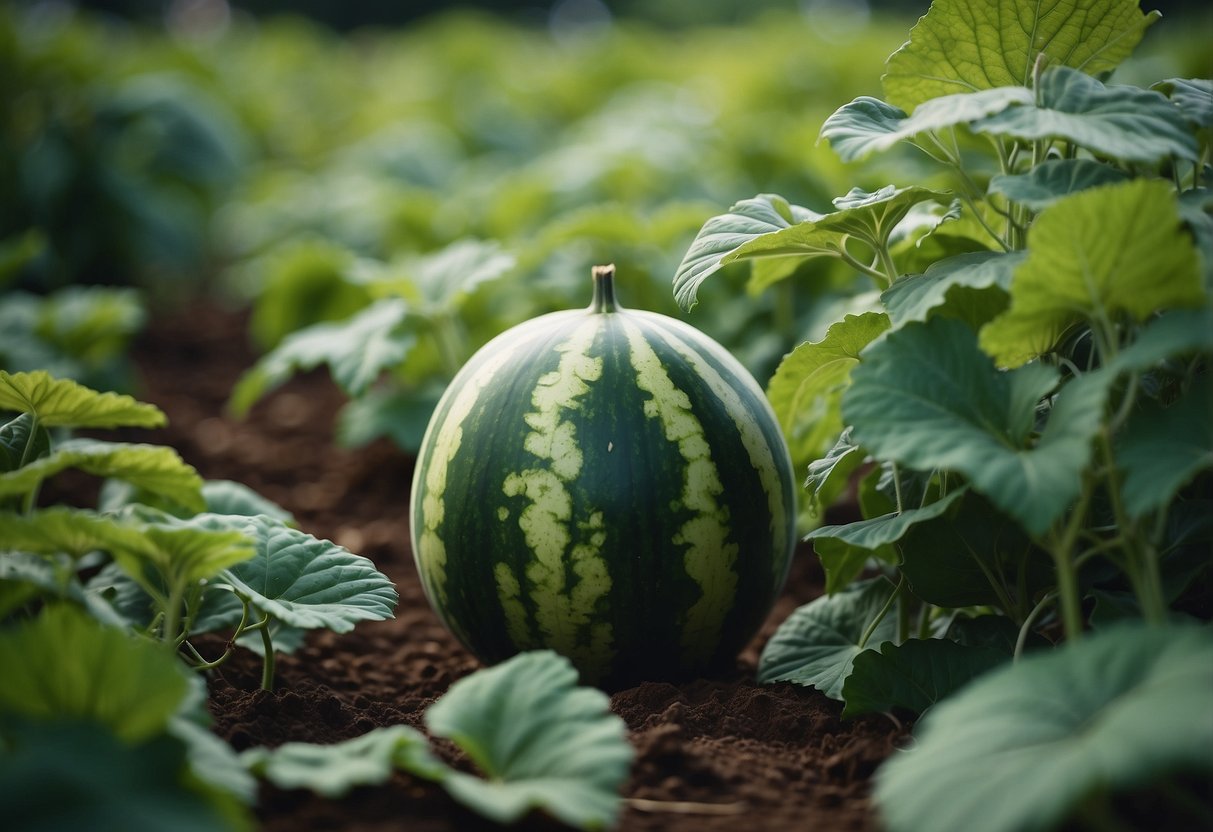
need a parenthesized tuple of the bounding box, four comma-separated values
(590, 263, 621, 313)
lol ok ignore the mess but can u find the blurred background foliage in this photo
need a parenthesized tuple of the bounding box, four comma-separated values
(3, 0, 1210, 446)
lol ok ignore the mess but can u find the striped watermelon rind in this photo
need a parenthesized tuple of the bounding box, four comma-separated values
(410, 265, 796, 685)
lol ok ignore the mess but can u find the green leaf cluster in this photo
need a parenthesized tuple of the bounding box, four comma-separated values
(681, 1, 1213, 828)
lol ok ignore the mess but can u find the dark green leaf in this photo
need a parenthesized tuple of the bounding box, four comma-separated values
(757, 577, 898, 699)
(673, 194, 824, 312)
(200, 480, 294, 525)
(808, 488, 966, 552)
(1152, 78, 1213, 129)
(881, 251, 1021, 330)
(0, 413, 51, 474)
(425, 651, 633, 831)
(874, 624, 1213, 832)
(973, 67, 1198, 164)
(336, 383, 443, 452)
(882, 0, 1158, 110)
(804, 427, 864, 511)
(988, 159, 1129, 211)
(1118, 377, 1213, 519)
(841, 638, 1007, 718)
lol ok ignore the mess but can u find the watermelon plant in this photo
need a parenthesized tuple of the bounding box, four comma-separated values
(675, 0, 1213, 828)
(410, 264, 797, 685)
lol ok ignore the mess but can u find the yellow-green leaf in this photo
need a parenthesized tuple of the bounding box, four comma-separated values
(0, 371, 165, 429)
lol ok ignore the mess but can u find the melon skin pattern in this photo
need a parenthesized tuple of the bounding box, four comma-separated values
(410, 265, 797, 685)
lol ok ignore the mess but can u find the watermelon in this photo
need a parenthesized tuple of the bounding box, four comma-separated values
(410, 265, 796, 685)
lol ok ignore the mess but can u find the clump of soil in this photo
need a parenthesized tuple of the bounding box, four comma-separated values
(125, 300, 905, 831)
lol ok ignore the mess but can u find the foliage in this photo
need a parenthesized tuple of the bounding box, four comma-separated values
(678, 0, 1213, 827)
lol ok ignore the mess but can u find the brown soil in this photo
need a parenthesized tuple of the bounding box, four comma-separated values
(126, 299, 906, 832)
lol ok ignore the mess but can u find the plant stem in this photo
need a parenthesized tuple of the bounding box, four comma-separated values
(1097, 433, 1166, 625)
(890, 462, 905, 515)
(1048, 481, 1093, 642)
(163, 583, 184, 645)
(858, 574, 905, 649)
(259, 618, 276, 692)
(876, 245, 899, 286)
(1015, 592, 1056, 661)
(838, 248, 890, 287)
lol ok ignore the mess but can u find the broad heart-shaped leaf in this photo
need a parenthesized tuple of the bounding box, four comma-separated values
(988, 159, 1128, 211)
(674, 194, 824, 312)
(841, 638, 1008, 718)
(214, 515, 397, 632)
(881, 251, 1022, 331)
(0, 439, 204, 512)
(1117, 377, 1213, 520)
(980, 179, 1205, 368)
(0, 412, 50, 473)
(241, 725, 444, 798)
(1152, 78, 1213, 130)
(0, 720, 248, 832)
(807, 489, 967, 594)
(0, 606, 190, 743)
(844, 318, 1116, 537)
(873, 623, 1213, 832)
(973, 66, 1199, 164)
(230, 299, 414, 416)
(820, 88, 1033, 163)
(0, 370, 165, 429)
(882, 0, 1159, 111)
(371, 239, 515, 314)
(767, 312, 891, 468)
(425, 651, 633, 831)
(757, 577, 899, 700)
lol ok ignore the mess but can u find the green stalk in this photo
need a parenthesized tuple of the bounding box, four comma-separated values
(858, 574, 906, 649)
(837, 248, 890, 287)
(1097, 433, 1166, 625)
(260, 625, 276, 691)
(1048, 480, 1094, 642)
(1015, 592, 1056, 661)
(163, 582, 185, 646)
(19, 412, 42, 515)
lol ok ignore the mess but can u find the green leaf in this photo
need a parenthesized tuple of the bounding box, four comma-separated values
(372, 239, 516, 314)
(820, 88, 1032, 163)
(808, 489, 966, 594)
(987, 159, 1129, 211)
(767, 312, 890, 467)
(167, 714, 259, 805)
(973, 67, 1198, 164)
(122, 523, 257, 592)
(0, 413, 50, 473)
(335, 383, 443, 452)
(882, 0, 1159, 110)
(216, 516, 397, 632)
(841, 638, 1007, 718)
(757, 578, 899, 699)
(1118, 378, 1213, 520)
(874, 623, 1213, 832)
(1152, 78, 1213, 130)
(980, 179, 1205, 367)
(804, 427, 864, 511)
(0, 508, 151, 560)
(673, 194, 824, 312)
(881, 251, 1021, 330)
(200, 480, 294, 525)
(0, 721, 249, 832)
(0, 371, 165, 429)
(230, 299, 415, 416)
(844, 317, 1112, 536)
(425, 651, 633, 831)
(0, 439, 204, 512)
(34, 286, 146, 366)
(241, 725, 444, 798)
(0, 606, 190, 742)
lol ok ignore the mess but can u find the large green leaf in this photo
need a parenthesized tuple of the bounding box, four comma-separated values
(987, 159, 1128, 211)
(973, 67, 1199, 164)
(841, 638, 1007, 718)
(1118, 378, 1213, 520)
(673, 194, 824, 312)
(820, 88, 1032, 163)
(757, 578, 899, 700)
(230, 299, 414, 416)
(0, 721, 248, 832)
(882, 0, 1158, 110)
(0, 508, 151, 560)
(881, 251, 1021, 330)
(0, 439, 204, 512)
(34, 286, 146, 366)
(372, 239, 516, 314)
(844, 318, 1112, 536)
(0, 371, 165, 429)
(874, 623, 1213, 832)
(0, 606, 190, 743)
(241, 725, 444, 798)
(426, 651, 633, 831)
(767, 312, 891, 467)
(1152, 78, 1213, 130)
(980, 179, 1205, 367)
(216, 516, 397, 632)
